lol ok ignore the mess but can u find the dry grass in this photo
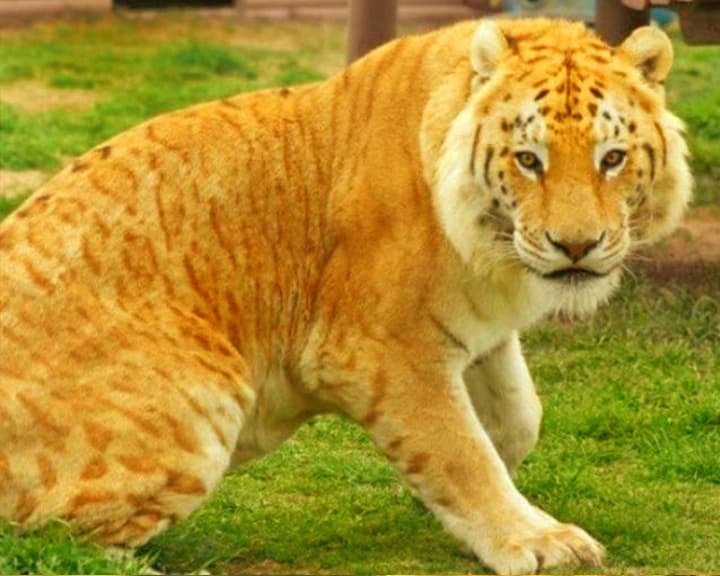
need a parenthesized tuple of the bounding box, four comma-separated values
(0, 79, 99, 114)
(0, 168, 47, 198)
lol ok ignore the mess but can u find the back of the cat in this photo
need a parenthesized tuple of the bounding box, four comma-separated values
(0, 85, 330, 544)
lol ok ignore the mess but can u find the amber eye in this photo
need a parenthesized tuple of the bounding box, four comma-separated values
(515, 151, 543, 172)
(600, 149, 627, 172)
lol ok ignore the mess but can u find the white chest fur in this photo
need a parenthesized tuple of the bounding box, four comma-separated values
(448, 269, 553, 362)
(447, 264, 621, 368)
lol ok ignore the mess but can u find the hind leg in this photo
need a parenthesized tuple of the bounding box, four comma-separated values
(74, 355, 254, 546)
(464, 334, 543, 475)
(3, 313, 254, 547)
(79, 386, 238, 549)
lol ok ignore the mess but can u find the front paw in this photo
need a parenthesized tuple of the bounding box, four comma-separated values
(480, 522, 605, 574)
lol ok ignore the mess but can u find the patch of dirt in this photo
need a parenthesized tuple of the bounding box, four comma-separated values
(651, 207, 720, 264)
(0, 80, 99, 114)
(0, 169, 47, 198)
(637, 206, 720, 286)
(637, 258, 719, 288)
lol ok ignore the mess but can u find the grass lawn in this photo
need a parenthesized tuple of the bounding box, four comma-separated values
(0, 12, 718, 575)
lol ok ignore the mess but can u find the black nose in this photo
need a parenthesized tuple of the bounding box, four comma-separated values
(546, 232, 604, 262)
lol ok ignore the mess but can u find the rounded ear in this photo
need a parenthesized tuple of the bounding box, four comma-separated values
(470, 20, 508, 81)
(619, 26, 673, 83)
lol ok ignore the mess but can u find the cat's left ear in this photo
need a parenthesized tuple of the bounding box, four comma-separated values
(619, 26, 673, 85)
(471, 21, 508, 83)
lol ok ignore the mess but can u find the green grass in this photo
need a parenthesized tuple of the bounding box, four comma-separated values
(0, 16, 329, 172)
(0, 194, 29, 220)
(0, 522, 154, 575)
(0, 13, 719, 575)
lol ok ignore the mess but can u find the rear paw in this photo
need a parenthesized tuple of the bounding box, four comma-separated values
(482, 522, 605, 574)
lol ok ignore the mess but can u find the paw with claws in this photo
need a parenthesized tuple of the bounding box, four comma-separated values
(481, 522, 605, 574)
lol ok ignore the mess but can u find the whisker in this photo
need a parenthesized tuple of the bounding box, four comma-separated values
(625, 252, 653, 263)
(493, 232, 515, 241)
(480, 211, 509, 225)
(621, 263, 639, 283)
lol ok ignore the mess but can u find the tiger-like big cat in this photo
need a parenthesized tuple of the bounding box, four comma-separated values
(0, 18, 691, 573)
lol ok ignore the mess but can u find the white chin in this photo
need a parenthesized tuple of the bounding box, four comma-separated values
(532, 268, 622, 319)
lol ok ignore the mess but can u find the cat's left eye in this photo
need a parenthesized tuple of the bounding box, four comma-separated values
(514, 151, 543, 173)
(600, 149, 626, 172)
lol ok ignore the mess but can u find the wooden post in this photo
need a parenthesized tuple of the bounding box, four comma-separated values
(677, 0, 720, 44)
(347, 0, 398, 63)
(595, 0, 650, 45)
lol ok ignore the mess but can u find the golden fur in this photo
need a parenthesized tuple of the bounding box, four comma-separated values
(0, 18, 690, 573)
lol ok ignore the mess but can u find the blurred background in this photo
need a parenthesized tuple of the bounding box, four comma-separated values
(0, 0, 682, 23)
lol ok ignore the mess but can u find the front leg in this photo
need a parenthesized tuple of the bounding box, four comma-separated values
(310, 341, 604, 574)
(464, 334, 543, 474)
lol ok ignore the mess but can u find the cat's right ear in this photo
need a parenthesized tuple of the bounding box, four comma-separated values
(470, 21, 508, 83)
